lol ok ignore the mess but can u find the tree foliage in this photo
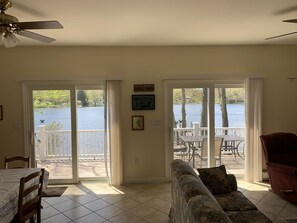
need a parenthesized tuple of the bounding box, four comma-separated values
(173, 88, 244, 104)
(77, 90, 88, 107)
(33, 90, 70, 108)
(33, 90, 104, 108)
(173, 87, 244, 128)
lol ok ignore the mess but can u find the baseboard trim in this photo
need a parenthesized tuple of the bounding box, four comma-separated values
(262, 171, 269, 180)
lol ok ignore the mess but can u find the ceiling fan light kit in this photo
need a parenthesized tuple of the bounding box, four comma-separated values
(1, 30, 18, 48)
(0, 0, 63, 48)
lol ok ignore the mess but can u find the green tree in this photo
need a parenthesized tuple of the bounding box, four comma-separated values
(218, 88, 229, 134)
(200, 88, 208, 134)
(181, 88, 187, 127)
(86, 90, 104, 106)
(45, 122, 63, 155)
(77, 90, 89, 107)
(33, 90, 70, 108)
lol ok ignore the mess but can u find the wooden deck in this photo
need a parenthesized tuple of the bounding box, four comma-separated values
(37, 159, 108, 179)
(174, 150, 245, 176)
(37, 151, 244, 180)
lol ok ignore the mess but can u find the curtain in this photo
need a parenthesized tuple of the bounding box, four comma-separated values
(245, 78, 263, 182)
(106, 80, 123, 185)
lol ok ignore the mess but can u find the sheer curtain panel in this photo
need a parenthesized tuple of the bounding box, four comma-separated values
(107, 80, 123, 185)
(245, 78, 263, 182)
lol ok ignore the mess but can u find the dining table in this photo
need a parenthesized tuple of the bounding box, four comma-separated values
(0, 168, 49, 223)
(180, 135, 244, 167)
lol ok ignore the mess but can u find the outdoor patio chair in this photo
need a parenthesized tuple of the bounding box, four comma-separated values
(173, 143, 188, 161)
(4, 156, 30, 169)
(197, 137, 223, 167)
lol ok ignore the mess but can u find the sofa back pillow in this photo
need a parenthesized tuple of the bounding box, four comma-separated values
(198, 165, 236, 195)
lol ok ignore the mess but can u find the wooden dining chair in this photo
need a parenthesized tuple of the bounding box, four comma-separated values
(13, 168, 45, 223)
(4, 156, 30, 169)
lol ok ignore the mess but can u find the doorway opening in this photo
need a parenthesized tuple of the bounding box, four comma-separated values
(167, 81, 245, 178)
(25, 83, 109, 184)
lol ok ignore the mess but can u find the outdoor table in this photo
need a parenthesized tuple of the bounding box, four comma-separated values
(0, 168, 49, 223)
(180, 135, 245, 167)
(180, 135, 205, 167)
(217, 135, 245, 158)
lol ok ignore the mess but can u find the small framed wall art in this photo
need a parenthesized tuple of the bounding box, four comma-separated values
(132, 115, 144, 130)
(132, 94, 155, 110)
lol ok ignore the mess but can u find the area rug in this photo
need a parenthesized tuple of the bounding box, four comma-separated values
(42, 186, 68, 197)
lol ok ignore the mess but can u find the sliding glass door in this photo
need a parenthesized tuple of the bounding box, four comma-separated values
(33, 89, 75, 180)
(166, 81, 245, 177)
(76, 87, 106, 179)
(24, 82, 108, 184)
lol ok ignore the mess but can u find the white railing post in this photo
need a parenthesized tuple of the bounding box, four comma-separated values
(193, 122, 200, 136)
(38, 125, 47, 160)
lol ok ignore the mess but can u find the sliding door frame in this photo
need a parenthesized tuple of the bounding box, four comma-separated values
(164, 79, 245, 181)
(23, 81, 106, 184)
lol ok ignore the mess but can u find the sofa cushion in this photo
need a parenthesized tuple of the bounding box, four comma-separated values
(226, 210, 272, 223)
(197, 165, 234, 194)
(188, 195, 232, 223)
(214, 191, 258, 211)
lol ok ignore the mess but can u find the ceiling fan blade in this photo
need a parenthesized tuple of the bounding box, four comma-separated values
(274, 5, 297, 15)
(266, 31, 297, 40)
(16, 20, 63, 30)
(17, 30, 55, 43)
(283, 19, 297, 24)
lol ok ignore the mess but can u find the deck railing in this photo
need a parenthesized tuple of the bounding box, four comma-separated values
(174, 122, 245, 143)
(35, 123, 244, 160)
(35, 125, 107, 160)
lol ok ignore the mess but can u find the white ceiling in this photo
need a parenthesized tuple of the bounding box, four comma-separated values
(5, 0, 297, 46)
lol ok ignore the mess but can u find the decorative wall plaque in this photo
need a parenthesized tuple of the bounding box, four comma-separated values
(133, 84, 154, 92)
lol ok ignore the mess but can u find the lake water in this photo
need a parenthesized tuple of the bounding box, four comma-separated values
(34, 107, 105, 130)
(174, 104, 245, 127)
(34, 103, 245, 130)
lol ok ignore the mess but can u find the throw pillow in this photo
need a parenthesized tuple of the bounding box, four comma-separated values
(197, 165, 234, 195)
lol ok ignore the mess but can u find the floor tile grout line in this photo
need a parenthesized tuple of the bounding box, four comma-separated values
(55, 187, 171, 221)
(273, 202, 289, 222)
(40, 181, 297, 223)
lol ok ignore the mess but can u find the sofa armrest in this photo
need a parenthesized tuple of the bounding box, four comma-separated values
(268, 163, 297, 176)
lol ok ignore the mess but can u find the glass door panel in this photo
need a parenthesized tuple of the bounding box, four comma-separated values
(172, 87, 210, 168)
(33, 90, 73, 180)
(76, 88, 107, 178)
(170, 84, 245, 177)
(215, 87, 245, 175)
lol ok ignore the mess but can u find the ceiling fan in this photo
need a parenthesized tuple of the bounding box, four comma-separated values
(0, 0, 63, 48)
(266, 19, 297, 40)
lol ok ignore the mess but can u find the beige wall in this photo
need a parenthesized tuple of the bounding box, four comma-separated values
(0, 45, 297, 182)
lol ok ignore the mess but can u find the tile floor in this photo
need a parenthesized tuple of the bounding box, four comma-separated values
(41, 180, 297, 223)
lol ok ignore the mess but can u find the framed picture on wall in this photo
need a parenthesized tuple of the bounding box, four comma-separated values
(132, 116, 144, 130)
(132, 94, 155, 110)
(0, 105, 3, 121)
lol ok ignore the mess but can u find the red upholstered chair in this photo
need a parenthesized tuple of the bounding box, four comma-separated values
(260, 132, 297, 204)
